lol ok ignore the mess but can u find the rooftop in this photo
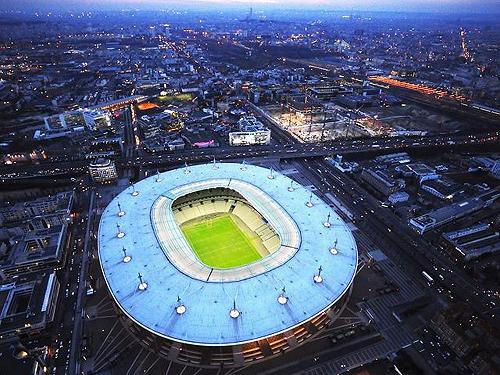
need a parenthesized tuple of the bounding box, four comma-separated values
(0, 225, 67, 275)
(0, 271, 58, 338)
(98, 163, 358, 346)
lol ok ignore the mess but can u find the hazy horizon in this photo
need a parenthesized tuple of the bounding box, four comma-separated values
(1, 0, 499, 15)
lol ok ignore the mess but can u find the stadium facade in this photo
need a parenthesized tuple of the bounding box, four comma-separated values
(98, 162, 358, 368)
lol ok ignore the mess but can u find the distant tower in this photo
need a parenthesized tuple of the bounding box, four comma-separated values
(245, 7, 253, 22)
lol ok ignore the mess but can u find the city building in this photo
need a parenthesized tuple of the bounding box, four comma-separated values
(420, 178, 463, 200)
(327, 155, 360, 173)
(36, 108, 112, 140)
(229, 116, 271, 146)
(397, 163, 438, 184)
(307, 85, 352, 100)
(375, 152, 411, 165)
(88, 158, 118, 183)
(473, 156, 500, 179)
(83, 109, 112, 130)
(166, 138, 185, 151)
(0, 271, 59, 340)
(441, 223, 500, 262)
(0, 224, 68, 277)
(360, 167, 405, 196)
(388, 191, 410, 205)
(44, 108, 111, 132)
(430, 305, 499, 375)
(408, 190, 499, 234)
(0, 192, 74, 226)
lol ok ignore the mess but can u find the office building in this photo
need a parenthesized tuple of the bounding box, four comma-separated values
(229, 116, 271, 146)
(88, 158, 118, 183)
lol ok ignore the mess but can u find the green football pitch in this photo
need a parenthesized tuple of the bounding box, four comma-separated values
(181, 214, 262, 269)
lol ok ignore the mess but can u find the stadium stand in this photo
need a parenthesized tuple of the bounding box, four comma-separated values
(172, 188, 280, 257)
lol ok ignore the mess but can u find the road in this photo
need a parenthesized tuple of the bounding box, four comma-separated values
(67, 190, 95, 375)
(1, 131, 498, 179)
(46, 192, 91, 375)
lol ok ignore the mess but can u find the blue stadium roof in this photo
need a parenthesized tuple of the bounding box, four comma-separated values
(98, 162, 358, 346)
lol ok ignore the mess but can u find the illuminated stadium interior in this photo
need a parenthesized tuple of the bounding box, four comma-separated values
(172, 187, 280, 269)
(98, 162, 358, 368)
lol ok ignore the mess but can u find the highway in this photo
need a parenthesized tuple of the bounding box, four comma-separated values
(1, 131, 498, 179)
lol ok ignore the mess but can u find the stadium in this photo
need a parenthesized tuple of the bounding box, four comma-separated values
(98, 162, 358, 368)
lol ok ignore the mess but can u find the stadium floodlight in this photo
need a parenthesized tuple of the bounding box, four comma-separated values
(156, 170, 162, 182)
(330, 239, 338, 255)
(122, 246, 132, 263)
(323, 213, 332, 228)
(137, 273, 148, 290)
(267, 166, 274, 179)
(306, 192, 314, 207)
(288, 180, 295, 192)
(229, 300, 240, 319)
(117, 202, 125, 217)
(240, 160, 247, 171)
(175, 296, 187, 315)
(131, 183, 139, 196)
(313, 265, 323, 283)
(176, 304, 186, 315)
(212, 157, 219, 170)
(184, 162, 191, 175)
(116, 223, 125, 238)
(277, 287, 288, 305)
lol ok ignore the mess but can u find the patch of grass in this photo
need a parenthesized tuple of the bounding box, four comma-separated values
(157, 93, 193, 102)
(181, 215, 262, 269)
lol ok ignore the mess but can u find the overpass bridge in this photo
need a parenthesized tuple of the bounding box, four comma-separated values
(1, 131, 498, 180)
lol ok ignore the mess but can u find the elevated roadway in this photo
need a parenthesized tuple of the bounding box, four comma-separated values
(0, 132, 498, 179)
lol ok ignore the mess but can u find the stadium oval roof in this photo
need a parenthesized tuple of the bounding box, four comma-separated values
(98, 162, 358, 346)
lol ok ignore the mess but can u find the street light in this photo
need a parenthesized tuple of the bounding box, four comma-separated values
(267, 166, 274, 179)
(175, 296, 186, 315)
(240, 160, 247, 171)
(117, 202, 125, 217)
(184, 162, 190, 174)
(116, 223, 125, 238)
(131, 183, 139, 196)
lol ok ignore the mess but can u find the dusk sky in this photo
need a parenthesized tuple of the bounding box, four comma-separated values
(1, 0, 499, 14)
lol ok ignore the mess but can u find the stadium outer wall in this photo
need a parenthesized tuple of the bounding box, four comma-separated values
(112, 286, 352, 368)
